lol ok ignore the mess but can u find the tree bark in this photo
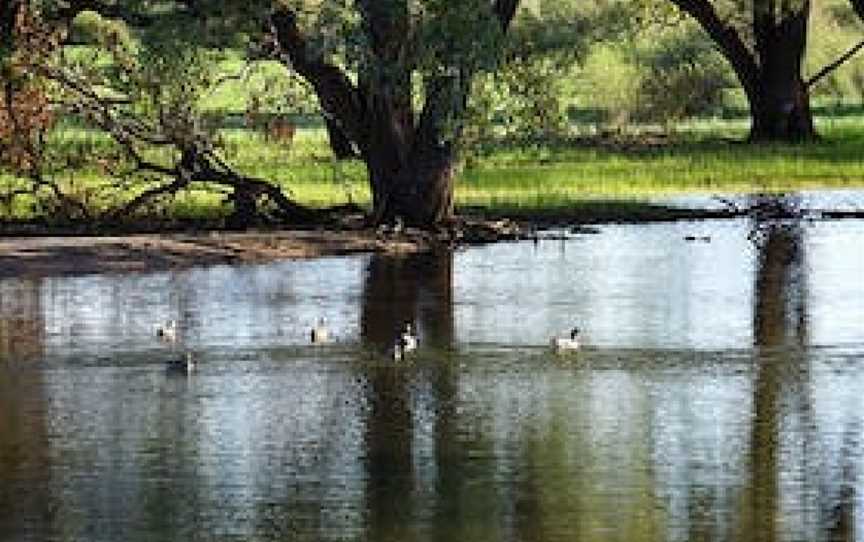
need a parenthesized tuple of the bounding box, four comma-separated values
(382, 145, 457, 225)
(749, 75, 815, 142)
(749, 0, 816, 141)
(323, 117, 357, 159)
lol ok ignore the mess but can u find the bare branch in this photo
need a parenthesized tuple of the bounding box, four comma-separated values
(107, 178, 187, 219)
(806, 38, 864, 89)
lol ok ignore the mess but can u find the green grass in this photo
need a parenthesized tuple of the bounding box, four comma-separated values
(4, 115, 864, 224)
(457, 116, 864, 210)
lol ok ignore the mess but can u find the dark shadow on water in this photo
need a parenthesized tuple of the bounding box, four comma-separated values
(358, 252, 459, 539)
(0, 280, 52, 538)
(746, 194, 804, 542)
(360, 252, 454, 351)
(743, 193, 856, 542)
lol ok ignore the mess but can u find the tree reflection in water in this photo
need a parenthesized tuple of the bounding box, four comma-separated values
(0, 279, 50, 538)
(359, 252, 458, 539)
(745, 194, 856, 542)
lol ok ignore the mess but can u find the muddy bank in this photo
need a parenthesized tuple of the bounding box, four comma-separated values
(8, 197, 854, 278)
(0, 229, 427, 278)
(0, 217, 532, 278)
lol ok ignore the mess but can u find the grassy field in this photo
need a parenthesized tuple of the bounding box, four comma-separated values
(3, 114, 864, 224)
(459, 117, 864, 211)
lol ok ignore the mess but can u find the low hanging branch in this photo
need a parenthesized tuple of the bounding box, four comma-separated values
(16, 52, 326, 227)
(806, 38, 864, 89)
(0, 1, 335, 229)
(99, 138, 322, 225)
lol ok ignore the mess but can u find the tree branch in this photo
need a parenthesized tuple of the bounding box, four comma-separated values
(668, 0, 761, 100)
(107, 177, 187, 219)
(806, 38, 864, 89)
(268, 7, 367, 151)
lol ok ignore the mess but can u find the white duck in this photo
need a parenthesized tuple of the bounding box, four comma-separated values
(392, 322, 418, 361)
(310, 318, 329, 344)
(157, 320, 178, 342)
(551, 327, 580, 352)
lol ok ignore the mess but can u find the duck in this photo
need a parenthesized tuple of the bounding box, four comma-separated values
(310, 318, 329, 344)
(399, 322, 418, 352)
(392, 322, 418, 361)
(551, 327, 580, 352)
(156, 320, 178, 342)
(166, 351, 195, 374)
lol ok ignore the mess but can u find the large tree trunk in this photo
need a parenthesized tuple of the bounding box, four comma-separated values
(380, 145, 456, 225)
(366, 72, 469, 226)
(670, 0, 817, 142)
(361, 92, 414, 223)
(365, 141, 457, 226)
(269, 1, 519, 228)
(748, 0, 816, 141)
(749, 76, 815, 142)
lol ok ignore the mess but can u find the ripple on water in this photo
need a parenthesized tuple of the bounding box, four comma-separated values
(2, 218, 864, 541)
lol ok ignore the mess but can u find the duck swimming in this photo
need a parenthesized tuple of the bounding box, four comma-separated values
(310, 318, 329, 344)
(400, 323, 418, 352)
(156, 320, 178, 342)
(392, 322, 418, 361)
(551, 327, 580, 352)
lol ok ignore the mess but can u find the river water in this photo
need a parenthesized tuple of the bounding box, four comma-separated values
(2, 207, 864, 541)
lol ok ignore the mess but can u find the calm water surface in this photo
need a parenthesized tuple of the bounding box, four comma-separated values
(2, 212, 864, 541)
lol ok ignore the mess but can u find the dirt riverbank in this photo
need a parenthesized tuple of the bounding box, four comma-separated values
(0, 202, 794, 278)
(0, 229, 432, 278)
(0, 215, 536, 277)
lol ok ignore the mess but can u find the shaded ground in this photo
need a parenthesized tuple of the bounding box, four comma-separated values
(0, 229, 428, 278)
(0, 214, 535, 277)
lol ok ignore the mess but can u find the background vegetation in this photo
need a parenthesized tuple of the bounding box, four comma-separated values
(3, 0, 864, 227)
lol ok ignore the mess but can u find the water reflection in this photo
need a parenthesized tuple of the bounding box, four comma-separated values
(361, 252, 454, 349)
(748, 195, 805, 542)
(0, 280, 45, 363)
(751, 193, 808, 347)
(1, 215, 864, 541)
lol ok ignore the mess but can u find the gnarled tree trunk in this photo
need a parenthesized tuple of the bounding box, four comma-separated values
(269, 1, 519, 228)
(363, 127, 458, 226)
(367, 71, 470, 225)
(383, 146, 457, 225)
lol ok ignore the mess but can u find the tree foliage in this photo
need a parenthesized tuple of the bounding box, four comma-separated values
(2, 1, 526, 227)
(2, 4, 318, 225)
(266, 0, 521, 225)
